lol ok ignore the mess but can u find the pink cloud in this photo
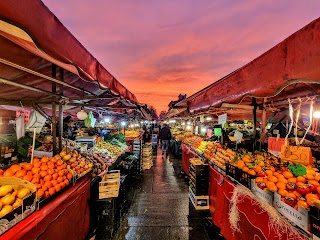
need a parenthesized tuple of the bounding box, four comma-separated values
(42, 0, 320, 113)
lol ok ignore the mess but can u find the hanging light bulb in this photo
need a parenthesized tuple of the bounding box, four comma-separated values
(77, 107, 87, 120)
(313, 111, 320, 118)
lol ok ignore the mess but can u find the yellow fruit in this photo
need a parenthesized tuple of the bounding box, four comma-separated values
(265, 170, 273, 176)
(0, 185, 13, 197)
(296, 176, 306, 183)
(306, 174, 315, 180)
(0, 205, 13, 218)
(277, 178, 288, 184)
(242, 167, 249, 173)
(254, 166, 262, 173)
(12, 198, 22, 209)
(297, 200, 309, 209)
(308, 180, 320, 186)
(256, 177, 264, 183)
(17, 188, 31, 199)
(278, 189, 288, 197)
(1, 194, 15, 205)
(59, 151, 66, 157)
(288, 178, 297, 183)
(248, 170, 256, 176)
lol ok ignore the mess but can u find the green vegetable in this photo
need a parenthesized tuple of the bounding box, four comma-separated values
(288, 163, 307, 177)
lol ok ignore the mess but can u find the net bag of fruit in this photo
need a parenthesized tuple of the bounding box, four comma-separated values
(84, 111, 96, 128)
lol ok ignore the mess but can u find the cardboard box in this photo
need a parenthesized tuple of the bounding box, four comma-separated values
(251, 179, 273, 206)
(274, 192, 309, 232)
(0, 177, 37, 235)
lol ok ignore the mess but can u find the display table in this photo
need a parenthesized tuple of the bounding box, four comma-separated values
(209, 166, 308, 240)
(181, 143, 199, 175)
(3, 175, 91, 240)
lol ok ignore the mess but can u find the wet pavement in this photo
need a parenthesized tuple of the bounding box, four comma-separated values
(111, 147, 225, 240)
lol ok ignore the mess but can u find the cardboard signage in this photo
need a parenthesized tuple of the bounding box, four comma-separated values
(218, 114, 227, 125)
(268, 137, 285, 152)
(280, 145, 313, 165)
(214, 128, 222, 137)
(251, 180, 273, 205)
(207, 129, 213, 138)
(274, 193, 309, 232)
(234, 130, 243, 143)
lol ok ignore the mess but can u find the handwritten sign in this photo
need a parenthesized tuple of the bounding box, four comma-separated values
(195, 126, 199, 135)
(268, 137, 285, 153)
(218, 114, 227, 125)
(280, 145, 313, 165)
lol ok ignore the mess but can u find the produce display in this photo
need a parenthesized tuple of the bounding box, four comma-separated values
(182, 135, 202, 145)
(0, 183, 33, 217)
(94, 142, 123, 158)
(195, 141, 210, 153)
(0, 157, 72, 200)
(59, 151, 92, 178)
(208, 143, 236, 169)
(121, 130, 141, 138)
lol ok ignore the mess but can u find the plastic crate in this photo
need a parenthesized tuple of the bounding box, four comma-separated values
(226, 163, 240, 181)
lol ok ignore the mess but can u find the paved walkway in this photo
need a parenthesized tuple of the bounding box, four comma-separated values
(112, 147, 224, 240)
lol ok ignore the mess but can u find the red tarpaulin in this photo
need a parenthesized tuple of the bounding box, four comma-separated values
(0, 0, 137, 103)
(188, 17, 320, 113)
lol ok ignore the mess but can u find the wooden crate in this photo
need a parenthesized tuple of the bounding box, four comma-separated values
(189, 187, 209, 210)
(99, 170, 120, 199)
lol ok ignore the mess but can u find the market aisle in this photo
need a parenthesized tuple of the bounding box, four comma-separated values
(112, 146, 223, 240)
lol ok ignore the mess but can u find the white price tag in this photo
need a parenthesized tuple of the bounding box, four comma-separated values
(4, 153, 12, 158)
(218, 114, 227, 125)
(234, 130, 243, 143)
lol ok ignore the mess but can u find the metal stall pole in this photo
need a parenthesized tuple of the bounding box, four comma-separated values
(252, 98, 257, 152)
(58, 67, 64, 152)
(52, 64, 57, 155)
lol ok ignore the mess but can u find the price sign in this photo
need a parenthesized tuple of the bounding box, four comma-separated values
(195, 126, 199, 135)
(207, 129, 213, 137)
(214, 128, 222, 136)
(268, 137, 285, 153)
(234, 130, 243, 143)
(218, 114, 227, 125)
(280, 145, 313, 165)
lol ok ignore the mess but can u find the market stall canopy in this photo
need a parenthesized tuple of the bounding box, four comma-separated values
(187, 17, 320, 113)
(0, 0, 137, 103)
(165, 107, 188, 119)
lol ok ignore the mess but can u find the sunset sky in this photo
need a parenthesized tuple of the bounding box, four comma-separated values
(42, 0, 320, 114)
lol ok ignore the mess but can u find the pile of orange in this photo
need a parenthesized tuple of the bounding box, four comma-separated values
(0, 156, 73, 199)
(256, 165, 320, 209)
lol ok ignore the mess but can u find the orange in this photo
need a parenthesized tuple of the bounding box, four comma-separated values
(292, 191, 302, 197)
(47, 169, 55, 175)
(278, 189, 288, 197)
(296, 182, 305, 187)
(256, 177, 264, 183)
(67, 173, 73, 180)
(254, 165, 262, 173)
(306, 193, 319, 200)
(33, 158, 40, 163)
(242, 155, 252, 163)
(42, 185, 48, 191)
(44, 175, 52, 182)
(267, 175, 278, 183)
(57, 160, 64, 166)
(27, 171, 33, 177)
(60, 164, 67, 169)
(277, 178, 288, 184)
(22, 175, 33, 182)
(50, 157, 57, 163)
(307, 197, 318, 206)
(283, 171, 294, 179)
(57, 177, 64, 183)
(63, 176, 67, 180)
(31, 167, 40, 175)
(52, 173, 58, 180)
(23, 163, 33, 171)
(37, 189, 44, 198)
(40, 165, 48, 171)
(44, 181, 52, 189)
(296, 176, 306, 183)
(33, 173, 41, 179)
(15, 169, 27, 178)
(3, 169, 14, 177)
(35, 183, 41, 189)
(317, 186, 320, 195)
(276, 182, 286, 190)
(248, 170, 256, 176)
(41, 156, 49, 163)
(44, 191, 50, 199)
(288, 178, 297, 183)
(315, 175, 320, 182)
(297, 200, 309, 209)
(306, 174, 315, 180)
(286, 193, 297, 199)
(258, 161, 265, 167)
(33, 162, 41, 168)
(265, 170, 273, 176)
(51, 180, 58, 186)
(54, 184, 61, 192)
(40, 179, 44, 185)
(60, 182, 66, 189)
(10, 164, 21, 173)
(64, 179, 69, 186)
(47, 164, 55, 169)
(308, 180, 320, 186)
(31, 177, 40, 184)
(40, 171, 47, 178)
(49, 187, 56, 196)
(242, 167, 249, 173)
(58, 170, 64, 177)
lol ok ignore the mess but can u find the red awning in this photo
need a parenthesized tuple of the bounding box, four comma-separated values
(188, 17, 320, 113)
(0, 0, 137, 103)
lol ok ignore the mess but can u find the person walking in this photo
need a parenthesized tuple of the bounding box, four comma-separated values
(158, 123, 172, 157)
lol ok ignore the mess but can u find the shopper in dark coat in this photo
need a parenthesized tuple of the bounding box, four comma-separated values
(158, 123, 172, 156)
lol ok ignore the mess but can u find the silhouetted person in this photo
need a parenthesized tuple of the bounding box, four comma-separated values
(159, 123, 171, 157)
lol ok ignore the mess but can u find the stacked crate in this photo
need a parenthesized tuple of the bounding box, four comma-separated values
(189, 158, 209, 210)
(142, 143, 153, 170)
